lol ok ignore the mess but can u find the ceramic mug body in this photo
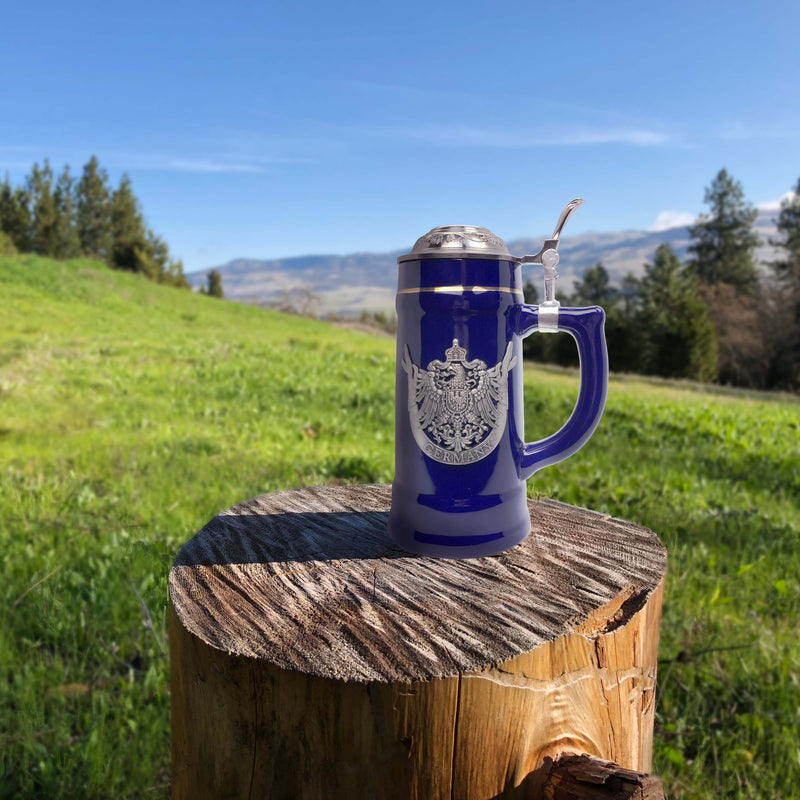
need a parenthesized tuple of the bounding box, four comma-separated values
(388, 256, 608, 558)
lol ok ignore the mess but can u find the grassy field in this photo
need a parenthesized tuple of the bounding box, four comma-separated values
(1, 255, 798, 799)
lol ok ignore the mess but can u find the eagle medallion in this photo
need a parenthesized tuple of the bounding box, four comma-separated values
(402, 339, 517, 465)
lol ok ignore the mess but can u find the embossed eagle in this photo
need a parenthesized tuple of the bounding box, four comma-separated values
(402, 339, 517, 459)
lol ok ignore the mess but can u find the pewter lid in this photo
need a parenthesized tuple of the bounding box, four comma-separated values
(398, 225, 513, 262)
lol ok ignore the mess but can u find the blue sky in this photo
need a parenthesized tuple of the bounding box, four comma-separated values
(1, 0, 798, 272)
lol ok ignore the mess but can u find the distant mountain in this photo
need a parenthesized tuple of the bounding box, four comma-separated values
(188, 210, 780, 315)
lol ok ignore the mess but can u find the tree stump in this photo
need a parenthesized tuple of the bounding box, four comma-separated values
(169, 484, 667, 800)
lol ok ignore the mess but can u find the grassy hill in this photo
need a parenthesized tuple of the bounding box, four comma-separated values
(1, 255, 798, 798)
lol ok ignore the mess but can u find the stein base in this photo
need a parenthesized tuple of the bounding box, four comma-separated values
(387, 506, 532, 559)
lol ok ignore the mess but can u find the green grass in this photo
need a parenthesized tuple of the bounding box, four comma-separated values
(1, 254, 798, 799)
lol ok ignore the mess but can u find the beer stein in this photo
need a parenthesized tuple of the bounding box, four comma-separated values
(388, 200, 608, 558)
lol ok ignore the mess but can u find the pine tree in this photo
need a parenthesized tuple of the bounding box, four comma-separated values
(75, 156, 112, 261)
(766, 178, 800, 388)
(148, 229, 170, 279)
(52, 165, 81, 259)
(0, 175, 32, 252)
(206, 269, 224, 298)
(637, 243, 717, 382)
(147, 229, 189, 287)
(0, 229, 16, 255)
(109, 174, 153, 276)
(163, 257, 190, 288)
(619, 273, 640, 317)
(772, 178, 800, 290)
(571, 263, 640, 373)
(28, 161, 60, 256)
(687, 168, 760, 295)
(570, 263, 619, 306)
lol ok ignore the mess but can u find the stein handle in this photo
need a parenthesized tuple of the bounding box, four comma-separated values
(511, 304, 608, 479)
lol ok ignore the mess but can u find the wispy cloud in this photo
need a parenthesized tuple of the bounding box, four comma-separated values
(103, 148, 316, 174)
(332, 79, 668, 126)
(758, 192, 796, 212)
(122, 156, 271, 174)
(354, 124, 673, 148)
(716, 122, 799, 142)
(0, 146, 311, 175)
(649, 210, 696, 232)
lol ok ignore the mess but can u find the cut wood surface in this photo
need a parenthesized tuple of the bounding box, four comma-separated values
(170, 484, 667, 800)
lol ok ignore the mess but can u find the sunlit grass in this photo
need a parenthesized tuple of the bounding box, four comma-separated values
(1, 255, 798, 798)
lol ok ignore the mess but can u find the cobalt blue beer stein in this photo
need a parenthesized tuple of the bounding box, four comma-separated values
(388, 200, 608, 558)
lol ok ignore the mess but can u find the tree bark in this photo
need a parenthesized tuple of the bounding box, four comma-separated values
(170, 484, 666, 800)
(542, 754, 665, 799)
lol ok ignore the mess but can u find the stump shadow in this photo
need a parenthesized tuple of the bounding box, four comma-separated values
(486, 769, 544, 799)
(173, 510, 410, 567)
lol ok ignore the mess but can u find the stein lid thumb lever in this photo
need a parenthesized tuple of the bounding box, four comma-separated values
(519, 199, 584, 321)
(519, 198, 584, 267)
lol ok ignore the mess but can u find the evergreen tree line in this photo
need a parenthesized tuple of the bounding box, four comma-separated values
(0, 156, 189, 287)
(525, 169, 800, 391)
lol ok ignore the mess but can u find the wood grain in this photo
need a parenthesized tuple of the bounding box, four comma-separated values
(170, 484, 666, 683)
(169, 484, 667, 799)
